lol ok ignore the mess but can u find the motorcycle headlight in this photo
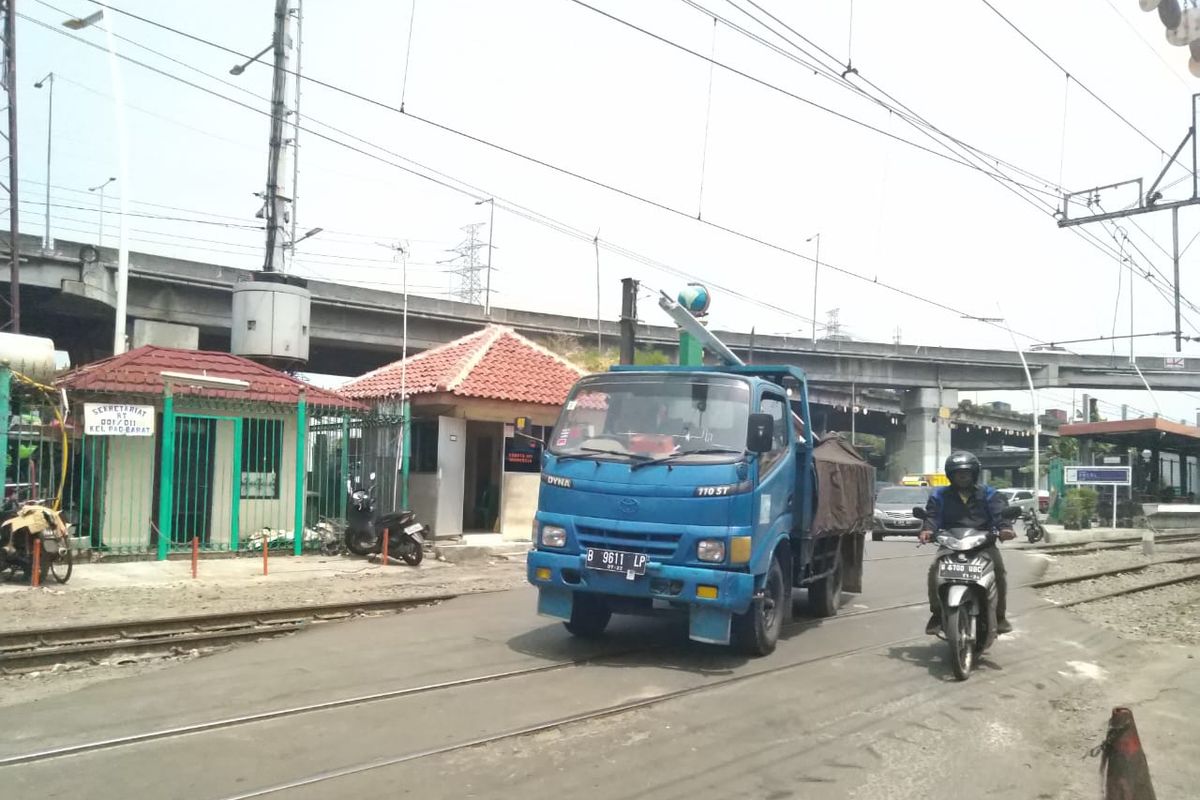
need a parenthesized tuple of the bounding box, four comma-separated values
(540, 525, 566, 548)
(697, 539, 726, 562)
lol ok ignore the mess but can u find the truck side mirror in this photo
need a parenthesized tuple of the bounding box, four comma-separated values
(747, 413, 774, 453)
(514, 416, 532, 437)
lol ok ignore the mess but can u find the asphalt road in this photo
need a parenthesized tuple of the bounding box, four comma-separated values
(1, 538, 1190, 799)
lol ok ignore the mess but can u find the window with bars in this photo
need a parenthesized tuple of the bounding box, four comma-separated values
(241, 418, 283, 499)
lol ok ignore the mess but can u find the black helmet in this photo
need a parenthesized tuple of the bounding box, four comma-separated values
(944, 451, 981, 482)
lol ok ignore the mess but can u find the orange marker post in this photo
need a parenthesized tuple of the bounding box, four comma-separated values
(31, 538, 41, 588)
(191, 537, 199, 579)
(381, 528, 389, 566)
(263, 538, 269, 576)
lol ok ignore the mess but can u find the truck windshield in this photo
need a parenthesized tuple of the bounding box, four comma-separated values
(549, 375, 751, 462)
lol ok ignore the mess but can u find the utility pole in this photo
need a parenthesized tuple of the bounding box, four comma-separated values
(807, 233, 820, 346)
(262, 0, 298, 273)
(34, 73, 53, 251)
(619, 278, 638, 365)
(2, 0, 20, 332)
(1058, 95, 1200, 352)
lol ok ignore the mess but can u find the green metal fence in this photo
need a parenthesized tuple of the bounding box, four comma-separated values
(305, 411, 405, 532)
(9, 381, 394, 560)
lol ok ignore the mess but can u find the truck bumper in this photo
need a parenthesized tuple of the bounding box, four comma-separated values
(527, 550, 756, 646)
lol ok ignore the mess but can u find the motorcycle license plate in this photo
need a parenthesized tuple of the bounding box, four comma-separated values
(939, 561, 984, 581)
(404, 523, 424, 535)
(585, 548, 647, 576)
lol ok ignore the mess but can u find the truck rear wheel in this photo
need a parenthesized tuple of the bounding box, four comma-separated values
(733, 556, 785, 656)
(563, 593, 611, 638)
(809, 556, 842, 618)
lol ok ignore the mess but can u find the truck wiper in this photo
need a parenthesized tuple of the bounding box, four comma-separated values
(629, 446, 745, 470)
(554, 446, 653, 463)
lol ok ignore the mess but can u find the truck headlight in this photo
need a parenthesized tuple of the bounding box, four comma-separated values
(540, 525, 566, 548)
(697, 539, 726, 562)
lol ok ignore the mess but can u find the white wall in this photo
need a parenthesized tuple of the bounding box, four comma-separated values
(500, 473, 539, 541)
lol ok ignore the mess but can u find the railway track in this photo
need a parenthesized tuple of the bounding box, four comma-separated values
(2, 554, 1197, 780)
(0, 594, 475, 674)
(1027, 531, 1200, 556)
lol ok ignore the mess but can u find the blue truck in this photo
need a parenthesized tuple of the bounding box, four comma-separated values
(526, 296, 873, 655)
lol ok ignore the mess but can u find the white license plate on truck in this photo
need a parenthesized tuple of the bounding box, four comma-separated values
(585, 548, 647, 576)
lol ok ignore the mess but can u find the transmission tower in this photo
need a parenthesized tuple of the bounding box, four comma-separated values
(444, 222, 486, 305)
(824, 308, 842, 340)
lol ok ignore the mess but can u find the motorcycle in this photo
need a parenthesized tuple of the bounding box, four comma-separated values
(1022, 508, 1047, 543)
(0, 499, 74, 585)
(914, 504, 1021, 680)
(344, 473, 428, 566)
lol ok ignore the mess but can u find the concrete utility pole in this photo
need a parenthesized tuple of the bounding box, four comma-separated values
(261, 0, 299, 273)
(619, 278, 638, 365)
(3, 0, 20, 332)
(1057, 95, 1200, 352)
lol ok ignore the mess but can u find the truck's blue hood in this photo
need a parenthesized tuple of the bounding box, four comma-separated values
(538, 454, 749, 528)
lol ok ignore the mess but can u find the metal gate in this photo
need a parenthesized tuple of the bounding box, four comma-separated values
(156, 413, 242, 557)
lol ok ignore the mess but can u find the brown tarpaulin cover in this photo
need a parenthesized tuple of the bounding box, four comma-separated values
(811, 434, 875, 537)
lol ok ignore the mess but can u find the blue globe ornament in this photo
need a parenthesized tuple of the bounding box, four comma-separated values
(677, 283, 711, 317)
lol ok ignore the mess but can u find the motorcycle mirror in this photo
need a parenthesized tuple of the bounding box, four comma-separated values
(911, 507, 928, 520)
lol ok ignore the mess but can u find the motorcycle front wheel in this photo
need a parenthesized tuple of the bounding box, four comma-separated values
(50, 543, 73, 584)
(945, 604, 976, 681)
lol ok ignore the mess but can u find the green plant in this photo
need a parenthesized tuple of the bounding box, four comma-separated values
(633, 349, 671, 366)
(1062, 487, 1098, 529)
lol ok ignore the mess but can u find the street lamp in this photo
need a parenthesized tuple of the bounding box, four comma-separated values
(285, 227, 323, 248)
(475, 198, 495, 315)
(89, 177, 116, 248)
(33, 73, 54, 251)
(806, 233, 820, 346)
(229, 43, 272, 76)
(63, 10, 130, 355)
(968, 311, 1041, 496)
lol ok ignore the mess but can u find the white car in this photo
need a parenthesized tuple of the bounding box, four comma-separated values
(996, 488, 1037, 514)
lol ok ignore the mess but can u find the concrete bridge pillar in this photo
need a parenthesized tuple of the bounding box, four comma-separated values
(895, 388, 957, 476)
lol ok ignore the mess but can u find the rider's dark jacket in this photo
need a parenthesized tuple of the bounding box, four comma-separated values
(920, 485, 1012, 532)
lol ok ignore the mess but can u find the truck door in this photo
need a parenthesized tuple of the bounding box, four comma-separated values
(754, 392, 792, 562)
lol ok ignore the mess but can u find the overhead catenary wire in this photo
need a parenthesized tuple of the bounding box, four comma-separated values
(36, 3, 1181, 346)
(694, 0, 1198, 339)
(29, 11, 1011, 338)
(978, 0, 1174, 160)
(80, 0, 1064, 200)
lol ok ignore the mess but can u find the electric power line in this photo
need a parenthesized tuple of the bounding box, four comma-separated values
(978, 0, 1174, 160)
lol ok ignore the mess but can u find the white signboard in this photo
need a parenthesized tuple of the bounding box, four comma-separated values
(1064, 466, 1131, 486)
(84, 403, 155, 437)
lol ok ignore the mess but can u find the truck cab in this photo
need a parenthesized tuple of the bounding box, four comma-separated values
(527, 364, 863, 655)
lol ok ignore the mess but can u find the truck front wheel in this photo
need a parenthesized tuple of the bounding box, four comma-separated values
(733, 556, 785, 656)
(563, 593, 611, 638)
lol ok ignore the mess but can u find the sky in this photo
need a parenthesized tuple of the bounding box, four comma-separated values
(15, 0, 1200, 421)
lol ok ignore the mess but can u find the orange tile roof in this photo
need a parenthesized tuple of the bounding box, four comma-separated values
(342, 325, 585, 406)
(57, 346, 364, 410)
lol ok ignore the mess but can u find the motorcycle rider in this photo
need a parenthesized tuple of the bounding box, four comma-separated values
(918, 451, 1016, 635)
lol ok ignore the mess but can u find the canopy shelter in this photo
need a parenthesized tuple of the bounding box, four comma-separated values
(1059, 418, 1200, 501)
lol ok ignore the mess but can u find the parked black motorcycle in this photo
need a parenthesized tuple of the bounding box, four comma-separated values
(344, 473, 427, 566)
(1022, 508, 1047, 543)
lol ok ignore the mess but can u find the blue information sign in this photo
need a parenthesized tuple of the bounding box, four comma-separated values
(1064, 466, 1131, 486)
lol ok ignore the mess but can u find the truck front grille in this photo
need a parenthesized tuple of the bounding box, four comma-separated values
(576, 527, 681, 559)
